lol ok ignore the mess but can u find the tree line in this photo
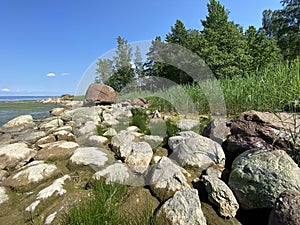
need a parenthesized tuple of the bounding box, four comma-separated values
(96, 0, 300, 92)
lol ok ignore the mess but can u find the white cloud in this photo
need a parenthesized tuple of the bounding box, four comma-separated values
(46, 73, 56, 77)
(1, 88, 10, 92)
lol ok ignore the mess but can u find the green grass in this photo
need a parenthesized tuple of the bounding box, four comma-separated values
(60, 179, 126, 225)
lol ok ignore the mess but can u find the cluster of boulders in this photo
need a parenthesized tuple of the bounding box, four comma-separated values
(0, 84, 299, 225)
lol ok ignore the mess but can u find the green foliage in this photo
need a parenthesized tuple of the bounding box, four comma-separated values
(96, 58, 113, 83)
(60, 179, 126, 225)
(262, 0, 300, 60)
(130, 108, 151, 134)
(165, 119, 181, 137)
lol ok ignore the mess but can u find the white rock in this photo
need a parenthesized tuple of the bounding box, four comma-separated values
(103, 128, 118, 137)
(0, 115, 35, 132)
(45, 212, 57, 225)
(93, 163, 130, 184)
(156, 188, 207, 225)
(40, 118, 64, 130)
(0, 143, 37, 169)
(70, 147, 108, 167)
(88, 135, 108, 145)
(26, 175, 70, 212)
(0, 186, 9, 204)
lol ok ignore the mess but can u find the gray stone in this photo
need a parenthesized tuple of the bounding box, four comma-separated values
(121, 142, 153, 174)
(87, 135, 108, 146)
(176, 119, 200, 131)
(148, 156, 191, 201)
(12, 131, 46, 144)
(69, 147, 108, 168)
(110, 130, 135, 152)
(0, 115, 35, 133)
(228, 149, 300, 209)
(39, 118, 64, 130)
(0, 143, 37, 170)
(202, 118, 230, 144)
(268, 189, 300, 225)
(103, 128, 117, 137)
(169, 131, 225, 171)
(155, 188, 207, 225)
(202, 175, 239, 218)
(50, 107, 65, 116)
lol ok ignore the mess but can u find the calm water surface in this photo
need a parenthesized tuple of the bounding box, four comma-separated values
(0, 96, 58, 127)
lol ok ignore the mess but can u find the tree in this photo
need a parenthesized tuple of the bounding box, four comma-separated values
(262, 0, 300, 60)
(244, 26, 282, 71)
(95, 59, 113, 83)
(133, 46, 143, 78)
(198, 0, 252, 78)
(106, 36, 135, 92)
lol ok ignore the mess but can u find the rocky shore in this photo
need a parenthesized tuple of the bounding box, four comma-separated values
(0, 89, 300, 225)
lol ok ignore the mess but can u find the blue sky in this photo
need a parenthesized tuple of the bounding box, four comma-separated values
(0, 0, 282, 96)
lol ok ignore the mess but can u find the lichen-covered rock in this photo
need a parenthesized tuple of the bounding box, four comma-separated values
(155, 188, 207, 225)
(168, 131, 225, 171)
(0, 143, 37, 170)
(268, 190, 300, 225)
(202, 175, 239, 218)
(0, 115, 35, 133)
(228, 149, 300, 209)
(36, 141, 79, 160)
(3, 161, 58, 188)
(148, 156, 191, 201)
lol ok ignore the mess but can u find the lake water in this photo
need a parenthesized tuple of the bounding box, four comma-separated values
(0, 96, 59, 127)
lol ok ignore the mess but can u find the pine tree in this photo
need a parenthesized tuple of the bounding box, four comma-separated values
(96, 59, 113, 83)
(106, 36, 135, 92)
(199, 0, 252, 78)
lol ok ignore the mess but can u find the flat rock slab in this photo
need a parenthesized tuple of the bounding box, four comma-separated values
(12, 131, 47, 144)
(176, 119, 200, 131)
(69, 147, 109, 168)
(0, 143, 37, 170)
(155, 188, 207, 225)
(228, 149, 300, 209)
(36, 141, 79, 160)
(3, 161, 58, 188)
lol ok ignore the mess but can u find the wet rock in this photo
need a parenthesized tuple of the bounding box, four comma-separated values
(148, 156, 191, 201)
(228, 149, 300, 209)
(0, 115, 35, 133)
(0, 143, 37, 170)
(202, 175, 239, 218)
(168, 131, 225, 172)
(155, 188, 207, 225)
(268, 189, 300, 225)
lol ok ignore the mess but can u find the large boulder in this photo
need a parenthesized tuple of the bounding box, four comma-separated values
(168, 131, 225, 172)
(154, 188, 207, 225)
(84, 83, 116, 106)
(228, 149, 300, 209)
(268, 189, 300, 225)
(223, 110, 300, 165)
